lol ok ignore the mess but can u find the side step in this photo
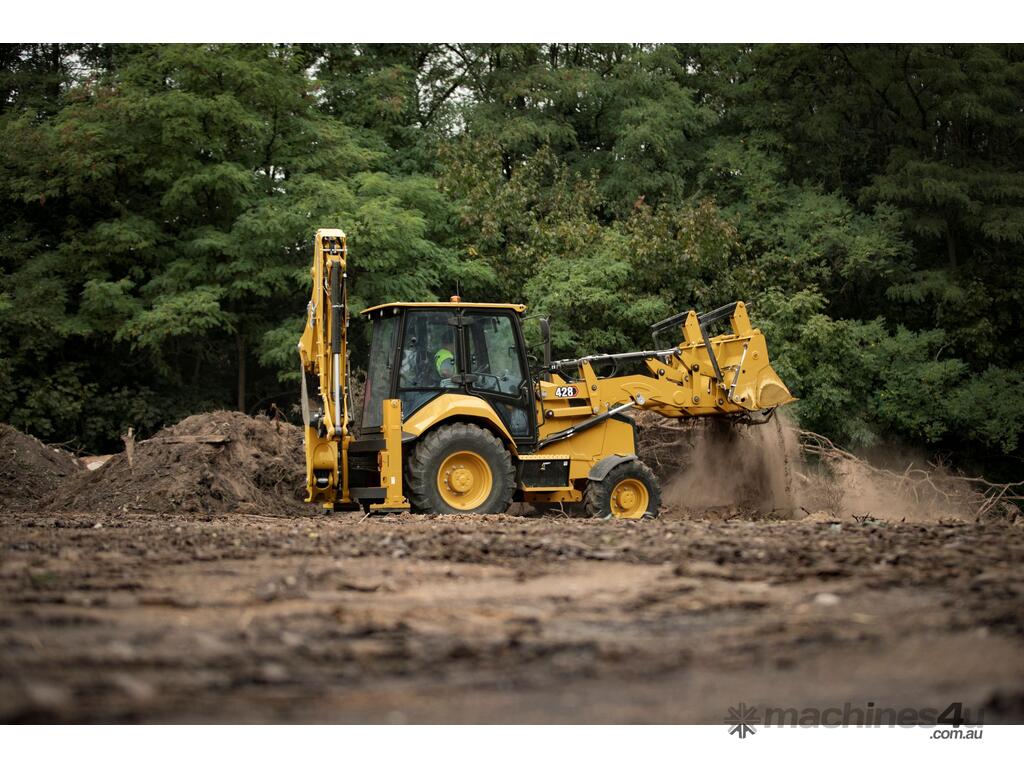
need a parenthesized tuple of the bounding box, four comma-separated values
(349, 486, 386, 501)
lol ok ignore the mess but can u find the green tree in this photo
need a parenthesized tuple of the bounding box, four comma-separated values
(0, 44, 478, 449)
(1, 43, 1021, 471)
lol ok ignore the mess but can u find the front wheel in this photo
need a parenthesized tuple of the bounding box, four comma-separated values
(584, 460, 662, 520)
(406, 423, 515, 515)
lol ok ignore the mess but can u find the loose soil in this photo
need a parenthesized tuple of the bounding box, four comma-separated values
(0, 425, 80, 512)
(43, 411, 306, 518)
(1, 413, 1022, 723)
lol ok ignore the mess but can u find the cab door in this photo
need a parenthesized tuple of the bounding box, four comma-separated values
(462, 310, 537, 447)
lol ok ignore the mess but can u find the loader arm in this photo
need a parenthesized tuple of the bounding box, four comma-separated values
(536, 301, 795, 447)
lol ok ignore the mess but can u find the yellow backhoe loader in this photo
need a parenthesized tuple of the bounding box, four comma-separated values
(298, 228, 795, 519)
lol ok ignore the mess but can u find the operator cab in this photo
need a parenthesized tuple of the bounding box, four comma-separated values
(359, 302, 538, 448)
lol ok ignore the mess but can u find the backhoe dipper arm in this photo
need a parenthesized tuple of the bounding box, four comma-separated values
(297, 228, 351, 503)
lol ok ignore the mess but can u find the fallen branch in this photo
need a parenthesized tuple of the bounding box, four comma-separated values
(795, 428, 1022, 521)
(143, 435, 231, 445)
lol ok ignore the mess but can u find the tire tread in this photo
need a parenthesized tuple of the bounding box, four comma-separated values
(583, 459, 662, 519)
(406, 422, 515, 515)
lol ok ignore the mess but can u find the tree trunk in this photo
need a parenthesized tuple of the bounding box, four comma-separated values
(945, 220, 957, 269)
(236, 333, 246, 412)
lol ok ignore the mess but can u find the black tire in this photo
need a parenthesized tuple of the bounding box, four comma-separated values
(406, 423, 515, 515)
(584, 460, 662, 520)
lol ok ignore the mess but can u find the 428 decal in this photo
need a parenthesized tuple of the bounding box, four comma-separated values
(554, 385, 578, 398)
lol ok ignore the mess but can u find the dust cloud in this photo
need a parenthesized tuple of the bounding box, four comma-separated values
(808, 449, 976, 523)
(649, 414, 977, 523)
(659, 418, 794, 517)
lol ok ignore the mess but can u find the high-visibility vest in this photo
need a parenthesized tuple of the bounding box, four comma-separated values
(434, 347, 454, 375)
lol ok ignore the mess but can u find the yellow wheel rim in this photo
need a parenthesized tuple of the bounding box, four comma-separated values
(437, 450, 493, 510)
(609, 478, 649, 520)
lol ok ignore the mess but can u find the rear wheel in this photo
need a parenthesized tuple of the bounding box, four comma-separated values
(407, 423, 515, 515)
(584, 460, 661, 520)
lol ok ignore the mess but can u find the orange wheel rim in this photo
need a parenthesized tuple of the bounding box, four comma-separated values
(609, 478, 649, 519)
(437, 450, 493, 510)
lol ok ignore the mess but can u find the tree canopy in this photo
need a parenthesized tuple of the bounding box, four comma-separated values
(1, 43, 1022, 475)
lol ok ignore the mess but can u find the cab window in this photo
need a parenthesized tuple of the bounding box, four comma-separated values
(361, 313, 399, 429)
(397, 310, 458, 418)
(466, 314, 525, 397)
(466, 313, 532, 437)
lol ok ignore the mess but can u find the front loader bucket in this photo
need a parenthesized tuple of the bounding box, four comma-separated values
(656, 301, 797, 415)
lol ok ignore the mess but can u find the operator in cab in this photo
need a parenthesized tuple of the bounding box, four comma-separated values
(434, 331, 457, 382)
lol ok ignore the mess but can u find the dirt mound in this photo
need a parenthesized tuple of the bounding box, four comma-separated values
(0, 425, 81, 511)
(45, 411, 307, 517)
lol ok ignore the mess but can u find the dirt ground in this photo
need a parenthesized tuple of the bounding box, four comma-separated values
(2, 503, 1023, 723)
(2, 413, 1022, 723)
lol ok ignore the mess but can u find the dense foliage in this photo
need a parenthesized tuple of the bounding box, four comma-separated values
(1, 44, 1022, 474)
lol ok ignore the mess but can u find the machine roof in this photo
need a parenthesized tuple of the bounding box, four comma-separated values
(361, 301, 527, 315)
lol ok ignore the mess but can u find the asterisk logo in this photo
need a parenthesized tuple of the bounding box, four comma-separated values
(724, 703, 760, 738)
